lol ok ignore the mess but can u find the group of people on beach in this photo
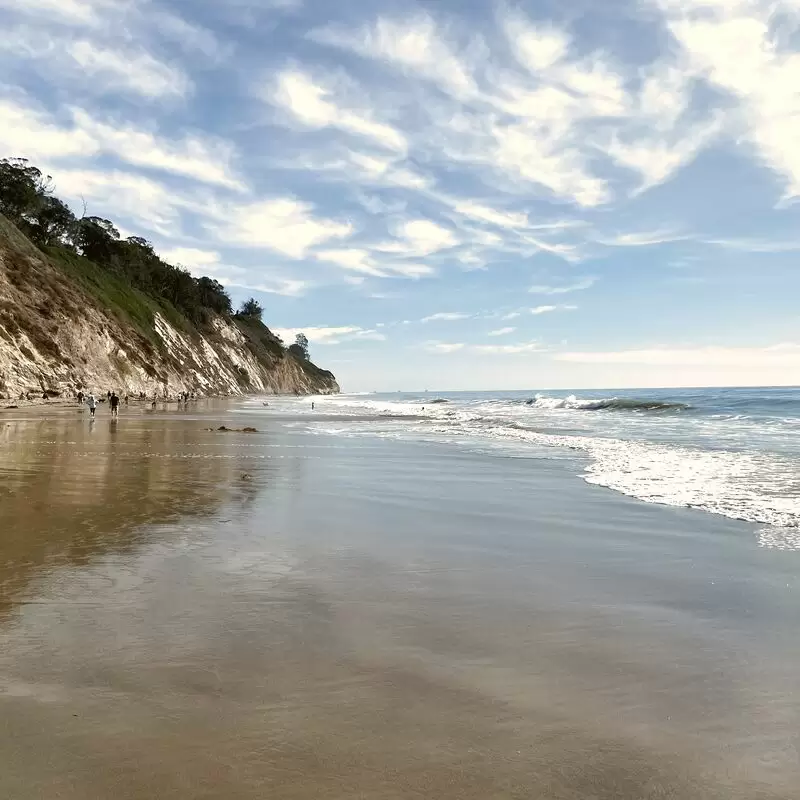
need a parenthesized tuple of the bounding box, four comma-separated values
(75, 388, 198, 417)
(76, 389, 122, 417)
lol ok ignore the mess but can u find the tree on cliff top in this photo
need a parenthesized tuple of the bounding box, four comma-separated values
(288, 333, 309, 360)
(237, 297, 263, 321)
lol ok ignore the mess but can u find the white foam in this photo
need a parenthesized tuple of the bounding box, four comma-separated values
(252, 393, 800, 533)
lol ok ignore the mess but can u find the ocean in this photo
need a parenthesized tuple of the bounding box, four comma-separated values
(242, 386, 800, 547)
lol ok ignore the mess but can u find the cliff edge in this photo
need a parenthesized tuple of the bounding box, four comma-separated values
(0, 214, 339, 399)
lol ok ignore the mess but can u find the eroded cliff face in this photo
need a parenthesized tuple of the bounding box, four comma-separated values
(0, 217, 338, 399)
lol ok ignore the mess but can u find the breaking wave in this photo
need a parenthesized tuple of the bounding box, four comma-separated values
(527, 394, 691, 413)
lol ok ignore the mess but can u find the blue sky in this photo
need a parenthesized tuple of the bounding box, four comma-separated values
(2, 0, 799, 391)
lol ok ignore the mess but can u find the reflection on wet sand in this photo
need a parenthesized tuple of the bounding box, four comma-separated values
(0, 414, 257, 615)
(0, 413, 798, 799)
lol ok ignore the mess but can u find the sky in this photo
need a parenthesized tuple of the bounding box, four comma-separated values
(1, 0, 800, 391)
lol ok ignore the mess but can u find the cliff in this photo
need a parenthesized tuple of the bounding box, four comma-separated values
(0, 215, 339, 399)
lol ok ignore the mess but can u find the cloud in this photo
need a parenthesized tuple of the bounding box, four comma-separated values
(421, 312, 470, 322)
(426, 340, 543, 355)
(315, 247, 435, 279)
(704, 237, 800, 253)
(310, 13, 477, 98)
(473, 341, 544, 354)
(530, 304, 577, 315)
(0, 98, 243, 190)
(66, 40, 191, 98)
(70, 109, 243, 189)
(488, 327, 516, 336)
(661, 0, 800, 200)
(315, 248, 387, 277)
(378, 218, 459, 256)
(269, 69, 407, 152)
(246, 279, 313, 297)
(453, 201, 529, 229)
(529, 278, 595, 295)
(49, 168, 189, 236)
(274, 326, 385, 345)
(424, 341, 466, 353)
(0, 0, 104, 25)
(159, 247, 221, 269)
(0, 97, 95, 161)
(555, 344, 800, 367)
(216, 198, 352, 257)
(595, 230, 688, 247)
(0, 22, 192, 100)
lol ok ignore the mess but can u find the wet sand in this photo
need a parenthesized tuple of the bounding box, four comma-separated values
(1, 404, 798, 798)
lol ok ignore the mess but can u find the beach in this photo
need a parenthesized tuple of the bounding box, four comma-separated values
(0, 401, 798, 799)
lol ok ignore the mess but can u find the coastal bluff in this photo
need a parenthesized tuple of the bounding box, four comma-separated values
(0, 214, 338, 399)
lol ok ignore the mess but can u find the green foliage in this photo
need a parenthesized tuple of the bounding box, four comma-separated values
(237, 297, 263, 321)
(45, 246, 161, 348)
(288, 332, 309, 360)
(0, 156, 234, 327)
(0, 158, 52, 223)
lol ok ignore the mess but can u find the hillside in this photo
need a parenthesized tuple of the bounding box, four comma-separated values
(0, 213, 339, 399)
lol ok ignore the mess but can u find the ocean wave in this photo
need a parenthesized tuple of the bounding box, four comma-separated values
(527, 394, 691, 413)
(269, 392, 800, 531)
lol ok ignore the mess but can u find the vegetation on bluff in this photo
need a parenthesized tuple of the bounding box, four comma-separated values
(0, 157, 311, 362)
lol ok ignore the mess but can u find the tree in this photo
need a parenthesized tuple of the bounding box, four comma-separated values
(75, 216, 120, 264)
(237, 297, 263, 321)
(197, 277, 232, 315)
(29, 196, 76, 246)
(288, 332, 309, 360)
(0, 158, 52, 223)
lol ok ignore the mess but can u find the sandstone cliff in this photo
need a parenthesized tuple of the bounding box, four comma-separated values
(0, 215, 338, 399)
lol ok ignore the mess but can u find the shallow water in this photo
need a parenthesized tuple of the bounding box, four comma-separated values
(265, 388, 800, 534)
(0, 405, 798, 798)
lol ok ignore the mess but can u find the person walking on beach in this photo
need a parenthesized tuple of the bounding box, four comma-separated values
(77, 390, 84, 405)
(87, 393, 97, 417)
(110, 392, 120, 418)
(311, 401, 315, 411)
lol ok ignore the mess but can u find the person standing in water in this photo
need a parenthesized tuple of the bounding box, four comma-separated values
(87, 393, 97, 417)
(311, 401, 315, 411)
(110, 392, 120, 418)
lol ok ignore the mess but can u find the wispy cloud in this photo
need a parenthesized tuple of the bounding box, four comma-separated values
(662, 0, 800, 201)
(595, 230, 687, 247)
(310, 14, 477, 99)
(555, 344, 800, 367)
(426, 339, 544, 355)
(488, 327, 516, 336)
(704, 237, 800, 254)
(67, 40, 191, 98)
(529, 278, 595, 295)
(421, 312, 470, 322)
(530, 304, 577, 315)
(378, 219, 459, 257)
(0, 98, 243, 189)
(473, 341, 544, 354)
(212, 198, 352, 257)
(274, 325, 385, 345)
(268, 69, 407, 152)
(424, 341, 466, 353)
